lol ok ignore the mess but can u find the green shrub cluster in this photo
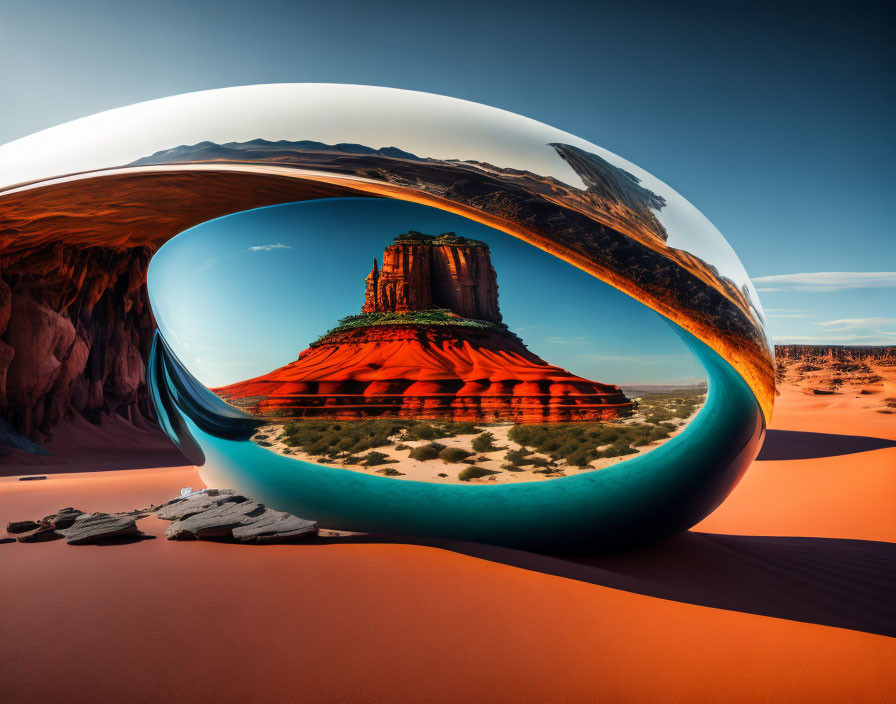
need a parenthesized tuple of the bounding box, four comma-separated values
(438, 447, 473, 463)
(458, 466, 501, 482)
(403, 421, 480, 440)
(635, 391, 705, 425)
(280, 419, 407, 457)
(471, 431, 500, 452)
(508, 422, 677, 467)
(278, 419, 487, 459)
(360, 451, 394, 467)
(408, 443, 445, 461)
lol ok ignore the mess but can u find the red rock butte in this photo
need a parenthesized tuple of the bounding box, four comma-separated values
(214, 232, 633, 422)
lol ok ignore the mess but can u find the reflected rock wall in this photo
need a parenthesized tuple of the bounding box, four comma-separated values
(0, 245, 156, 443)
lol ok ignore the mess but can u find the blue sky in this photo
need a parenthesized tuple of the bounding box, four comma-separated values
(2, 0, 893, 344)
(148, 200, 705, 387)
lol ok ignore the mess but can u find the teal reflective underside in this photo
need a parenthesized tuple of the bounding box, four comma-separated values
(149, 326, 764, 552)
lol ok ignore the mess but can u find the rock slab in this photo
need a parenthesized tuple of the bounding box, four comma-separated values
(62, 512, 142, 545)
(155, 489, 319, 544)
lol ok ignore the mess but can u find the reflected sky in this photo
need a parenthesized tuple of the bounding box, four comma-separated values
(0, 83, 758, 298)
(148, 198, 705, 388)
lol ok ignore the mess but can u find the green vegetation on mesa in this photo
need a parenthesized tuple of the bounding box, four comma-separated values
(311, 309, 510, 345)
(394, 230, 488, 248)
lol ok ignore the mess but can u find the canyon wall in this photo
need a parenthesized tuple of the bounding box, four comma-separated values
(0, 245, 157, 449)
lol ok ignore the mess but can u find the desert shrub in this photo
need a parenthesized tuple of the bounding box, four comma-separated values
(507, 415, 687, 466)
(361, 451, 393, 466)
(403, 423, 446, 440)
(438, 447, 473, 463)
(280, 419, 407, 456)
(566, 450, 595, 467)
(471, 431, 499, 452)
(409, 443, 445, 461)
(458, 466, 501, 482)
(504, 448, 534, 466)
(527, 456, 553, 468)
(403, 421, 481, 441)
(444, 422, 480, 435)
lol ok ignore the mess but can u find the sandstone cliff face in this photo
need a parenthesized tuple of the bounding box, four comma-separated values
(0, 245, 157, 446)
(214, 325, 632, 423)
(362, 233, 501, 323)
(217, 231, 632, 423)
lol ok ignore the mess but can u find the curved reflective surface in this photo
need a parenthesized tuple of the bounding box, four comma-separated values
(0, 84, 771, 550)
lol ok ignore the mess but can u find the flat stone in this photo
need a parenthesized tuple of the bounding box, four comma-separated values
(156, 488, 319, 544)
(42, 507, 84, 529)
(154, 488, 248, 521)
(165, 500, 265, 540)
(17, 526, 63, 543)
(232, 509, 318, 544)
(6, 519, 40, 534)
(62, 512, 142, 545)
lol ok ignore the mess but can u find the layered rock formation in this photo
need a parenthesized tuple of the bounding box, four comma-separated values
(215, 324, 632, 423)
(215, 233, 632, 423)
(362, 232, 501, 323)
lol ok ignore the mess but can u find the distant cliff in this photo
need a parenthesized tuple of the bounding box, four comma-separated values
(775, 345, 896, 363)
(362, 232, 501, 323)
(774, 345, 895, 410)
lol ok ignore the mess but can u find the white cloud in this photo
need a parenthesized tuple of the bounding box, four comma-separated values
(582, 354, 691, 365)
(752, 272, 896, 292)
(773, 332, 896, 344)
(545, 336, 586, 344)
(814, 317, 896, 329)
(247, 243, 293, 252)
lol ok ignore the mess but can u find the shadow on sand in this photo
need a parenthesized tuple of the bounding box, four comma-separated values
(757, 429, 896, 461)
(310, 531, 896, 638)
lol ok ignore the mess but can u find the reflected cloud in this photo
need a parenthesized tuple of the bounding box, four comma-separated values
(753, 272, 896, 292)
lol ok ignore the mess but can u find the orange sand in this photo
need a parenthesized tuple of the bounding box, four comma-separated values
(1, 386, 894, 703)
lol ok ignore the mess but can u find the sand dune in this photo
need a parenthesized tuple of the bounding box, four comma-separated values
(1, 386, 894, 703)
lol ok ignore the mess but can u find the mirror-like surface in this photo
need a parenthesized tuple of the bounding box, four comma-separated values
(0, 84, 773, 420)
(0, 84, 770, 549)
(149, 198, 709, 487)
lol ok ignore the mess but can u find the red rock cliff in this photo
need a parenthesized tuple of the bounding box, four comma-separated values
(0, 245, 158, 447)
(216, 231, 633, 423)
(215, 325, 632, 423)
(362, 232, 501, 323)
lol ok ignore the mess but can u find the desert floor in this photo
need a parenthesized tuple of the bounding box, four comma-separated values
(1, 385, 894, 703)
